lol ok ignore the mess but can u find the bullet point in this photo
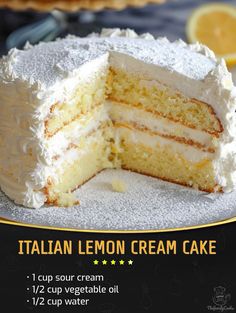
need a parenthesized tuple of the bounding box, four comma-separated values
(27, 276, 29, 279)
(27, 288, 29, 291)
(27, 300, 29, 303)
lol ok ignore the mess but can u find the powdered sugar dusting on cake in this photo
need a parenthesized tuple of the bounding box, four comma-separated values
(0, 169, 235, 231)
(0, 31, 216, 88)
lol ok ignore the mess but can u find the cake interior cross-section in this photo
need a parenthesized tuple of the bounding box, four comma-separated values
(0, 28, 236, 209)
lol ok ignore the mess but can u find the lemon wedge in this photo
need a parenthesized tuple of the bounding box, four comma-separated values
(186, 3, 236, 67)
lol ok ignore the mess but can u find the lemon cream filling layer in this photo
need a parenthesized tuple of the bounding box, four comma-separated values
(45, 104, 110, 160)
(115, 126, 213, 163)
(109, 101, 215, 151)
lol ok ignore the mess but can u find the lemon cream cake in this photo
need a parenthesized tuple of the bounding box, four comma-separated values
(0, 28, 236, 209)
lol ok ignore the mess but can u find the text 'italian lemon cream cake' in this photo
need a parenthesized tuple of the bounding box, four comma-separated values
(0, 28, 236, 209)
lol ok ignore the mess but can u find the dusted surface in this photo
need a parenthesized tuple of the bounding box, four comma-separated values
(0, 169, 235, 231)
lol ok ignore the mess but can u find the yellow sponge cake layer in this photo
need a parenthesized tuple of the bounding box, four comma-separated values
(45, 72, 107, 137)
(117, 126, 219, 192)
(46, 125, 113, 205)
(108, 68, 223, 136)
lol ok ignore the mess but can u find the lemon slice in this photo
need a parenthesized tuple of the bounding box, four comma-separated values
(186, 3, 236, 67)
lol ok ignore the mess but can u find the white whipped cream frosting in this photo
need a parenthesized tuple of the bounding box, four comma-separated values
(0, 28, 236, 208)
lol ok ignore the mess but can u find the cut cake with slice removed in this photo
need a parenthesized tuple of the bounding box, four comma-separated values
(0, 28, 236, 209)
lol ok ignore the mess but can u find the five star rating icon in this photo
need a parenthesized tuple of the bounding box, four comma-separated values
(92, 259, 134, 266)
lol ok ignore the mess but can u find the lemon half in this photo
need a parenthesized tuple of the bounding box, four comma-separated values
(186, 3, 236, 67)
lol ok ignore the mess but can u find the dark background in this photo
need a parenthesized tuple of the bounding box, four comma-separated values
(0, 0, 235, 54)
(0, 221, 235, 312)
(0, 0, 236, 312)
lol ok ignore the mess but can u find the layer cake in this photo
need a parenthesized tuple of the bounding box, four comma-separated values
(0, 28, 236, 208)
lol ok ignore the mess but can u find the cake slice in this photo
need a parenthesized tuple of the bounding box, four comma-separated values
(0, 28, 236, 209)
